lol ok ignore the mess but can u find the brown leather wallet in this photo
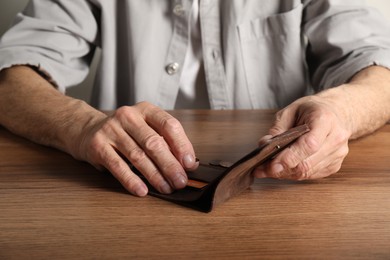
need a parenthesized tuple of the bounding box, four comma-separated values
(132, 124, 310, 212)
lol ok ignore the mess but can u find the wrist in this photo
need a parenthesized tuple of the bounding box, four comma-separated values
(316, 66, 390, 139)
(315, 86, 355, 138)
(57, 100, 107, 160)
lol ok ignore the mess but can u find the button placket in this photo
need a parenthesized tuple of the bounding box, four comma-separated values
(156, 0, 191, 109)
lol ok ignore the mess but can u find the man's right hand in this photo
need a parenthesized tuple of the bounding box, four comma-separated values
(74, 102, 198, 196)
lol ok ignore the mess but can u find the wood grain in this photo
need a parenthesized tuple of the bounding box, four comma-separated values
(1, 110, 390, 259)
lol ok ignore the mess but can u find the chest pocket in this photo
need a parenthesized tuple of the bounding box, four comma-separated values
(237, 3, 307, 108)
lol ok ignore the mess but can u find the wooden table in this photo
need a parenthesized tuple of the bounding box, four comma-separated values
(1, 110, 390, 259)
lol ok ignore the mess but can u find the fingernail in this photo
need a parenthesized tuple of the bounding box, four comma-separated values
(160, 181, 173, 194)
(272, 163, 284, 174)
(173, 173, 187, 189)
(135, 183, 148, 197)
(254, 171, 267, 178)
(183, 154, 195, 169)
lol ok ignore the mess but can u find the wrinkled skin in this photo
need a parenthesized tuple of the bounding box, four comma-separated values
(76, 102, 199, 196)
(253, 95, 350, 180)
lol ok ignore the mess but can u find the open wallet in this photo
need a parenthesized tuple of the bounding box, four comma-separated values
(132, 124, 310, 212)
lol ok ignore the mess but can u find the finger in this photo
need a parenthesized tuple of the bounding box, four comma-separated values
(144, 105, 197, 170)
(96, 143, 148, 196)
(84, 113, 176, 194)
(255, 129, 348, 180)
(252, 163, 268, 178)
(135, 130, 188, 190)
(283, 152, 344, 180)
(116, 105, 188, 190)
(141, 103, 198, 170)
(112, 128, 174, 194)
(289, 137, 349, 180)
(268, 114, 332, 175)
(253, 130, 323, 179)
(293, 159, 344, 180)
(254, 119, 323, 179)
(253, 147, 343, 180)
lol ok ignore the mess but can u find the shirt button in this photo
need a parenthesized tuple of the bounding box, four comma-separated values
(166, 62, 180, 75)
(173, 4, 184, 16)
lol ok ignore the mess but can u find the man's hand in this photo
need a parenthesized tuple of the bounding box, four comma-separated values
(74, 102, 198, 196)
(254, 66, 390, 181)
(253, 95, 350, 180)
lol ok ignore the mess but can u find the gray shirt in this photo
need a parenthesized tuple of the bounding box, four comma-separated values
(1, 0, 390, 110)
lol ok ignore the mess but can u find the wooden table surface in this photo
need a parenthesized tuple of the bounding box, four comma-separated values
(1, 110, 390, 259)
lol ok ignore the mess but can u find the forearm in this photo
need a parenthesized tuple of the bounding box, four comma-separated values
(0, 66, 106, 156)
(316, 66, 390, 140)
(0, 66, 197, 196)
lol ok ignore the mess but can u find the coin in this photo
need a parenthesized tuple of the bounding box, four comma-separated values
(219, 161, 234, 168)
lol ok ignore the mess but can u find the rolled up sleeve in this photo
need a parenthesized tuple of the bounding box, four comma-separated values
(303, 0, 390, 91)
(0, 0, 99, 93)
